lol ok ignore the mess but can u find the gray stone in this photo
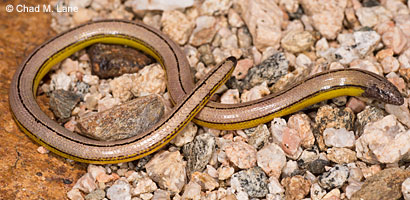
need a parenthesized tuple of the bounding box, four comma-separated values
(227, 52, 288, 92)
(77, 95, 164, 141)
(49, 89, 81, 122)
(184, 132, 216, 174)
(231, 167, 269, 198)
(318, 164, 349, 190)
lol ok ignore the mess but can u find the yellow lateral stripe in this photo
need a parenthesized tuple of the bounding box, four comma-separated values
(193, 86, 365, 130)
(33, 35, 164, 95)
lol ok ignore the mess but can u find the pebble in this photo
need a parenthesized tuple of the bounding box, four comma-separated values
(356, 106, 385, 136)
(181, 181, 201, 200)
(326, 147, 357, 164)
(351, 168, 410, 200)
(403, 178, 410, 200)
(356, 115, 410, 163)
(189, 16, 218, 47)
(235, 0, 283, 50)
(240, 82, 270, 102)
(323, 128, 355, 148)
(346, 97, 366, 113)
(398, 49, 410, 68)
(152, 189, 170, 200)
(231, 167, 269, 198)
(106, 180, 131, 200)
(308, 159, 330, 175)
(299, 149, 319, 165)
(310, 183, 326, 200)
(256, 143, 286, 178)
(345, 181, 363, 199)
(132, 177, 157, 196)
(61, 58, 80, 75)
(318, 164, 349, 190)
(127, 0, 194, 11)
(49, 90, 82, 122)
(184, 132, 215, 174)
(314, 105, 355, 150)
(200, 0, 231, 15)
(300, 0, 346, 39)
(145, 151, 186, 193)
(280, 127, 302, 157)
(143, 13, 161, 30)
(232, 59, 253, 80)
(220, 89, 240, 104)
(322, 188, 340, 200)
(385, 98, 410, 127)
(355, 6, 392, 28)
(353, 30, 381, 57)
(37, 146, 49, 154)
(82, 74, 99, 86)
(386, 72, 407, 93)
(224, 141, 257, 169)
(131, 63, 166, 97)
(281, 175, 311, 200)
(84, 189, 105, 200)
(281, 30, 315, 53)
(244, 124, 270, 150)
(217, 166, 234, 181)
(77, 95, 164, 141)
(382, 26, 407, 54)
(227, 9, 244, 28)
(268, 177, 285, 195)
(281, 160, 299, 178)
(170, 122, 197, 147)
(109, 74, 134, 102)
(50, 71, 73, 91)
(190, 172, 219, 191)
(97, 95, 121, 112)
(67, 188, 84, 200)
(381, 56, 400, 73)
(228, 52, 288, 92)
(198, 44, 215, 66)
(288, 113, 315, 148)
(72, 9, 97, 26)
(237, 27, 252, 49)
(87, 43, 154, 79)
(161, 10, 194, 45)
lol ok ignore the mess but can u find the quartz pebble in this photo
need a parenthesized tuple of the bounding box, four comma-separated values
(323, 128, 355, 148)
(224, 141, 257, 169)
(171, 122, 197, 147)
(106, 180, 131, 200)
(356, 115, 410, 164)
(161, 10, 194, 45)
(235, 0, 283, 50)
(145, 151, 186, 193)
(300, 0, 346, 39)
(281, 30, 315, 53)
(403, 178, 410, 200)
(326, 147, 357, 164)
(288, 113, 315, 148)
(256, 143, 286, 178)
